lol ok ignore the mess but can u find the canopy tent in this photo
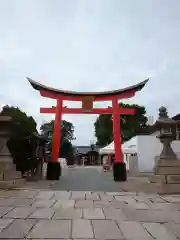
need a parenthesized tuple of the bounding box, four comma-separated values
(99, 137, 137, 155)
(122, 137, 137, 154)
(99, 142, 115, 154)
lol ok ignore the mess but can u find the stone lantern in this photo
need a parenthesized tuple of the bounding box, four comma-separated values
(155, 106, 177, 159)
(150, 106, 180, 193)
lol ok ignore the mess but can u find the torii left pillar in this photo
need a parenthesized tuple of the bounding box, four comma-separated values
(46, 98, 63, 180)
(52, 98, 63, 161)
(112, 96, 126, 181)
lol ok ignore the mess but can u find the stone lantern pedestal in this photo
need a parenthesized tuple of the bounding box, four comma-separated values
(149, 107, 180, 193)
(152, 157, 180, 183)
(0, 116, 23, 189)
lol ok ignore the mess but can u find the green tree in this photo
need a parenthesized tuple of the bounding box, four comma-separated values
(0, 105, 37, 137)
(94, 103, 148, 147)
(0, 105, 38, 173)
(40, 119, 75, 160)
(40, 119, 75, 142)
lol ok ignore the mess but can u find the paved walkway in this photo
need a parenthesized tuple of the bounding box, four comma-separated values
(0, 189, 179, 239)
(52, 166, 123, 192)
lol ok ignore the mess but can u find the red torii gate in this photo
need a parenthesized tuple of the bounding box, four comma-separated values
(28, 78, 148, 181)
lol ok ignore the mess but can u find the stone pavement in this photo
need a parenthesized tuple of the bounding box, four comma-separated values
(50, 166, 168, 194)
(52, 166, 122, 192)
(0, 189, 179, 239)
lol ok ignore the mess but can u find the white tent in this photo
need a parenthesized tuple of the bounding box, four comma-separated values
(99, 137, 137, 155)
(99, 142, 115, 154)
(122, 137, 137, 154)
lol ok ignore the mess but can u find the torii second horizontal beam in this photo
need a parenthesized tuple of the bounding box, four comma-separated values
(40, 106, 136, 115)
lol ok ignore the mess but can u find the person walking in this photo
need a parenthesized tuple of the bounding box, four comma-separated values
(102, 155, 109, 171)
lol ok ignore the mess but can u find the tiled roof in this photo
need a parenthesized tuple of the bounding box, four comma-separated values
(73, 146, 99, 154)
(172, 114, 180, 121)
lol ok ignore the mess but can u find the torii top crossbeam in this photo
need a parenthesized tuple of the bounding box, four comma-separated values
(28, 77, 148, 101)
(28, 77, 148, 169)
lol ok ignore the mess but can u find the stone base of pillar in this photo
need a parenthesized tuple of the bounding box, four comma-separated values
(46, 162, 61, 180)
(149, 157, 180, 193)
(0, 155, 23, 189)
(0, 156, 21, 180)
(113, 162, 127, 181)
(0, 179, 25, 189)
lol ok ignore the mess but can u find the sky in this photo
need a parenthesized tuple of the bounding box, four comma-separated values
(0, 0, 180, 145)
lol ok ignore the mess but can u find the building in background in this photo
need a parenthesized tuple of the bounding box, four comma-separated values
(74, 145, 100, 165)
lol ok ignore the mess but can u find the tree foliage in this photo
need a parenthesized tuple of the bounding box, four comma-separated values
(0, 105, 37, 137)
(40, 119, 75, 142)
(0, 105, 39, 174)
(94, 103, 148, 147)
(40, 119, 75, 160)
